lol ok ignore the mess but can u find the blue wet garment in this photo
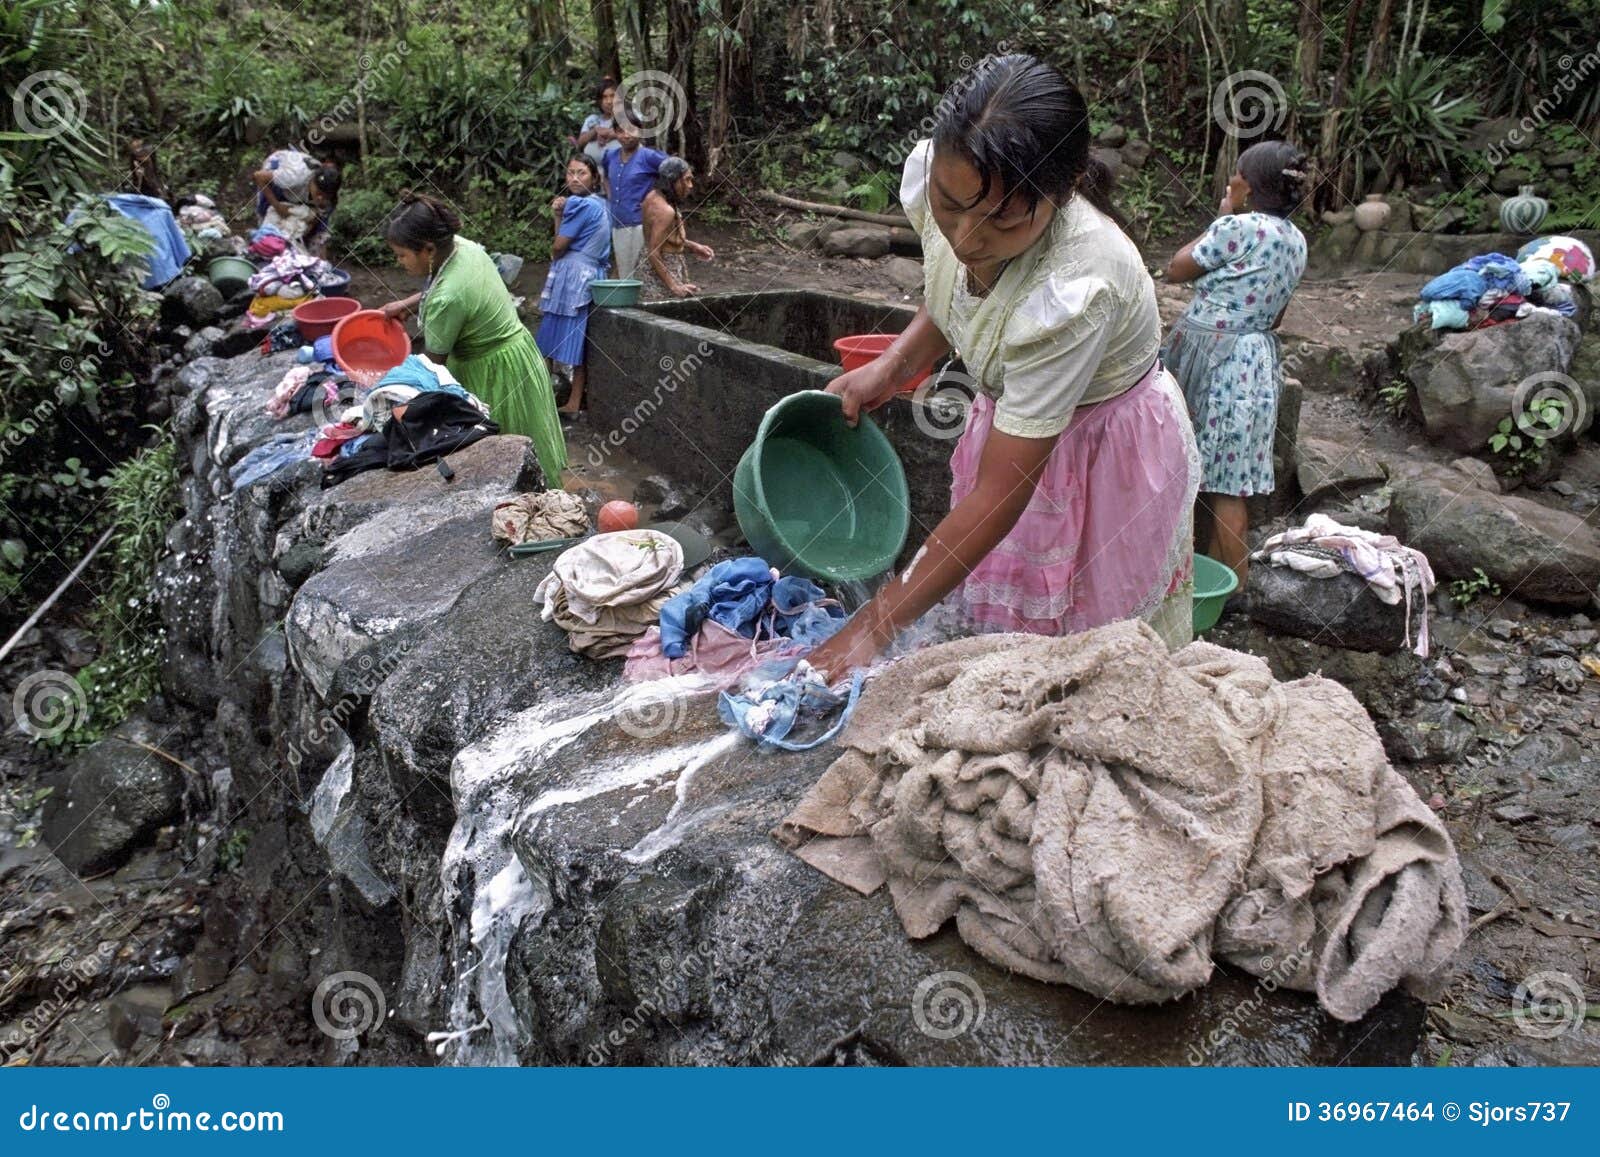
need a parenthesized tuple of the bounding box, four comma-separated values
(376, 355, 472, 401)
(656, 559, 847, 659)
(1417, 267, 1487, 308)
(1463, 253, 1531, 297)
(103, 194, 191, 288)
(718, 668, 865, 752)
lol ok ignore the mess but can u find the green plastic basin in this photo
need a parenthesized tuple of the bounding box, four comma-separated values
(207, 255, 256, 296)
(733, 391, 910, 583)
(1192, 554, 1240, 634)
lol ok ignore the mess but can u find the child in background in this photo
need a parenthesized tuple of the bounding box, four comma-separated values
(577, 80, 619, 168)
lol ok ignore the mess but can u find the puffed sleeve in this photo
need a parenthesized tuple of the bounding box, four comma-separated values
(422, 291, 463, 357)
(899, 139, 934, 234)
(1191, 213, 1251, 273)
(991, 272, 1115, 439)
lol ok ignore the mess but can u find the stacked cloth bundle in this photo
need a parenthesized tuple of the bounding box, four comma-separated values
(266, 363, 347, 420)
(176, 194, 231, 239)
(775, 621, 1466, 1022)
(623, 558, 846, 687)
(249, 252, 333, 300)
(534, 530, 689, 659)
(1253, 513, 1436, 657)
(492, 490, 590, 545)
(1413, 250, 1579, 330)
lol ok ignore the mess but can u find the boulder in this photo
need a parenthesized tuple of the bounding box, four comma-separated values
(1089, 146, 1125, 183)
(1406, 312, 1581, 452)
(41, 737, 186, 874)
(820, 225, 891, 259)
(1490, 167, 1535, 195)
(1119, 139, 1152, 170)
(1415, 204, 1469, 234)
(1296, 437, 1387, 503)
(1096, 124, 1129, 148)
(160, 275, 224, 330)
(1244, 566, 1415, 653)
(1390, 472, 1600, 606)
(884, 255, 924, 292)
(830, 150, 867, 176)
(784, 219, 841, 251)
(1449, 457, 1500, 493)
(183, 326, 227, 360)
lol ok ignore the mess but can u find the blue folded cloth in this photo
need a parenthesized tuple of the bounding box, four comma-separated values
(102, 194, 192, 288)
(657, 559, 846, 659)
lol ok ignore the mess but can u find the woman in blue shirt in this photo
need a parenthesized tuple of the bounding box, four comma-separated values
(538, 155, 614, 416)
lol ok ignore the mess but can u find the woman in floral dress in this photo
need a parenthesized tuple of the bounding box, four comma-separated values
(1162, 141, 1308, 584)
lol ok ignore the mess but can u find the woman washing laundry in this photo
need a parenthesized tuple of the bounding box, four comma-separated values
(378, 192, 567, 482)
(1161, 141, 1308, 585)
(252, 148, 341, 254)
(639, 157, 714, 300)
(809, 53, 1200, 680)
(538, 155, 613, 416)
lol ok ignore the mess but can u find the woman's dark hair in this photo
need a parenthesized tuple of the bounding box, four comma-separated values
(593, 79, 616, 107)
(386, 190, 461, 249)
(567, 153, 601, 192)
(931, 53, 1119, 224)
(1237, 141, 1309, 217)
(312, 165, 342, 206)
(651, 157, 691, 205)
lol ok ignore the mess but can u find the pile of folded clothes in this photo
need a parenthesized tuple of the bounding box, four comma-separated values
(535, 530, 691, 659)
(1413, 236, 1592, 331)
(491, 490, 590, 545)
(176, 193, 231, 240)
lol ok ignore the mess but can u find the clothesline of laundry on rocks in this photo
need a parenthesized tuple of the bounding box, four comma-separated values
(1412, 235, 1594, 331)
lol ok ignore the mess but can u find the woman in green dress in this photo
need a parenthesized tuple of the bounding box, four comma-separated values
(379, 192, 568, 482)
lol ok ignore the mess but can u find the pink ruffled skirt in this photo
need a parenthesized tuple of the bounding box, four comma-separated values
(949, 363, 1200, 645)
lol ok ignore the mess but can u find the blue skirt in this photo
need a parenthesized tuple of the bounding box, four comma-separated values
(537, 310, 589, 366)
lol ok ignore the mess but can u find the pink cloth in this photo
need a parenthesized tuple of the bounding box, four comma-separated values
(949, 362, 1197, 634)
(623, 621, 801, 688)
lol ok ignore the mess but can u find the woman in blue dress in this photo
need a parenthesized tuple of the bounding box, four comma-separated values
(1162, 140, 1308, 584)
(537, 154, 613, 416)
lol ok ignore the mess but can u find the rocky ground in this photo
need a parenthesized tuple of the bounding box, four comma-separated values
(1, 214, 1596, 1067)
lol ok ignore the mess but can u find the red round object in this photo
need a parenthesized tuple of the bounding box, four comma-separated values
(331, 309, 412, 380)
(598, 501, 640, 533)
(290, 296, 362, 341)
(833, 334, 934, 393)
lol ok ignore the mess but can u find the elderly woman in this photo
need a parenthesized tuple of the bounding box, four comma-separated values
(538, 154, 613, 416)
(810, 54, 1199, 679)
(639, 157, 714, 300)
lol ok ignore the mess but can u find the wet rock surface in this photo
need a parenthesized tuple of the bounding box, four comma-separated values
(6, 292, 1598, 1069)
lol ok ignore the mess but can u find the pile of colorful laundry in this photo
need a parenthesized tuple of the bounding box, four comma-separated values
(1413, 235, 1593, 331)
(243, 253, 341, 328)
(623, 557, 846, 687)
(534, 530, 692, 659)
(1253, 513, 1436, 657)
(311, 354, 486, 468)
(175, 193, 231, 240)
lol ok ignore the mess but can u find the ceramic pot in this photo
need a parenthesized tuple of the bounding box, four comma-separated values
(1500, 185, 1550, 235)
(1353, 194, 1392, 232)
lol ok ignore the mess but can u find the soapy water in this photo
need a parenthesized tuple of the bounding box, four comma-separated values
(431, 676, 734, 1065)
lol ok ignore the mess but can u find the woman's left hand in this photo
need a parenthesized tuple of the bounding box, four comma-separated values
(695, 243, 715, 261)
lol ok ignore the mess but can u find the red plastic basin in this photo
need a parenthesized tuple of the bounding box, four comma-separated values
(291, 296, 363, 341)
(331, 309, 411, 383)
(833, 334, 933, 393)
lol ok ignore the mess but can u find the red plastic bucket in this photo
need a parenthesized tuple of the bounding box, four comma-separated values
(290, 296, 362, 341)
(832, 334, 933, 393)
(331, 309, 412, 385)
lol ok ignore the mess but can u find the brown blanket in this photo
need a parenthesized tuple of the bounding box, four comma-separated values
(773, 620, 1465, 1021)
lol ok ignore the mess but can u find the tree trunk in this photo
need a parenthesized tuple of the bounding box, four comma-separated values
(1318, 0, 1369, 205)
(664, 0, 702, 167)
(1364, 0, 1397, 78)
(593, 0, 624, 80)
(1289, 0, 1322, 141)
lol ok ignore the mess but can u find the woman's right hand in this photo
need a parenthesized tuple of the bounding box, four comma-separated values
(826, 360, 900, 425)
(380, 299, 410, 319)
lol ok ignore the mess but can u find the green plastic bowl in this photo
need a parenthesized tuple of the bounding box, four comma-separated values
(1192, 554, 1240, 634)
(207, 255, 256, 296)
(589, 279, 642, 307)
(733, 391, 910, 583)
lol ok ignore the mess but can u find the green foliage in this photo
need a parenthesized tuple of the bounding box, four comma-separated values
(1379, 380, 1411, 417)
(218, 828, 252, 874)
(1448, 567, 1501, 608)
(844, 171, 896, 216)
(1487, 392, 1568, 476)
(68, 433, 180, 746)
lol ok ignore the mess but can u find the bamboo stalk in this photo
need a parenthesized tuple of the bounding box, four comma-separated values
(755, 190, 909, 228)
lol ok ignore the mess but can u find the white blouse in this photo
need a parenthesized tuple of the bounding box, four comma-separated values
(900, 139, 1161, 439)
